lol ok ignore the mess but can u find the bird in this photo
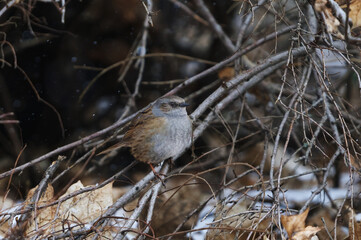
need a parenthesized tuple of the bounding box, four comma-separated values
(100, 95, 192, 167)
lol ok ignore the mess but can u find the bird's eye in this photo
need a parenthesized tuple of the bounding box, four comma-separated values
(169, 102, 178, 108)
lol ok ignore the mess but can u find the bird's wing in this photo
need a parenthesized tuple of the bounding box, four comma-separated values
(98, 104, 159, 156)
(125, 110, 167, 163)
(122, 104, 163, 144)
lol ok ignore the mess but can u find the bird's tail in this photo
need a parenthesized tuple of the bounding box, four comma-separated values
(97, 142, 127, 155)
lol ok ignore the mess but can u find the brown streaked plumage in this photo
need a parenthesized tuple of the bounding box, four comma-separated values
(100, 96, 192, 164)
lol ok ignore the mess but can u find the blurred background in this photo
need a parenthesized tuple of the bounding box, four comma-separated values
(0, 0, 361, 238)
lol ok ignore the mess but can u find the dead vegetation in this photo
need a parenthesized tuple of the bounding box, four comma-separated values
(0, 0, 361, 239)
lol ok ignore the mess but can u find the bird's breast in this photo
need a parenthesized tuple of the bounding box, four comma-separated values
(150, 115, 192, 162)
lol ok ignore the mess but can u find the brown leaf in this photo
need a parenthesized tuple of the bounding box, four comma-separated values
(24, 181, 114, 237)
(307, 207, 347, 240)
(315, 0, 361, 32)
(218, 67, 235, 81)
(281, 208, 309, 238)
(206, 195, 272, 240)
(0, 197, 16, 237)
(314, 0, 343, 38)
(53, 180, 113, 234)
(348, 1, 361, 29)
(25, 184, 54, 203)
(291, 226, 321, 240)
(25, 184, 55, 237)
(347, 213, 361, 240)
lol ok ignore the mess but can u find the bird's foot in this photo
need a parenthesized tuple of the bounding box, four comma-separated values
(149, 163, 166, 187)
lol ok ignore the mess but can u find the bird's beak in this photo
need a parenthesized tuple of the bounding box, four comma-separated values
(179, 102, 190, 107)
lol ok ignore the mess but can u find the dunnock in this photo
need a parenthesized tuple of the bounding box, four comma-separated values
(102, 96, 192, 165)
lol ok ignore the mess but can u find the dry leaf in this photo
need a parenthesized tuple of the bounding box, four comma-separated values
(315, 0, 361, 33)
(306, 207, 347, 240)
(55, 180, 113, 230)
(314, 0, 343, 38)
(0, 197, 16, 237)
(292, 226, 321, 240)
(206, 195, 271, 240)
(25, 184, 55, 237)
(347, 1, 361, 29)
(281, 208, 309, 238)
(347, 212, 361, 240)
(218, 67, 235, 81)
(23, 181, 114, 238)
(25, 184, 54, 204)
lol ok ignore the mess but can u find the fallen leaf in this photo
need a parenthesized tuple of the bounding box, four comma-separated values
(25, 184, 55, 237)
(314, 0, 343, 38)
(306, 207, 347, 240)
(55, 180, 113, 230)
(0, 197, 16, 237)
(218, 67, 235, 81)
(346, 1, 361, 29)
(347, 211, 361, 240)
(206, 194, 272, 240)
(281, 208, 309, 238)
(292, 226, 321, 240)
